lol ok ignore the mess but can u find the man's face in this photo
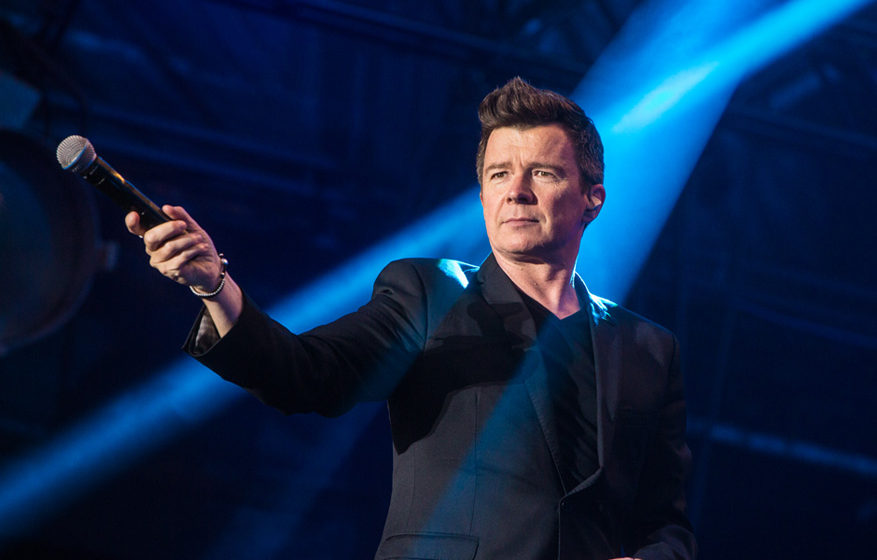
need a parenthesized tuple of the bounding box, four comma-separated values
(480, 124, 604, 264)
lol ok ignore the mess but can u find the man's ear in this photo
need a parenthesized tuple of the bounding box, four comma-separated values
(583, 184, 605, 220)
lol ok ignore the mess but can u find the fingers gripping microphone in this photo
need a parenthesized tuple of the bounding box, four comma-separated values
(56, 135, 170, 230)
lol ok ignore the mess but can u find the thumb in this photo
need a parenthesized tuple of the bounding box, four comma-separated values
(125, 210, 145, 236)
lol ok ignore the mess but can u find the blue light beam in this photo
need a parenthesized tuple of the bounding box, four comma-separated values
(574, 0, 875, 299)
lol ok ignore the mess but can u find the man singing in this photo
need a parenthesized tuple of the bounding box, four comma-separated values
(127, 77, 696, 560)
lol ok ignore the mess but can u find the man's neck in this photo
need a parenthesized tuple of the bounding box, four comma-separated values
(493, 251, 581, 319)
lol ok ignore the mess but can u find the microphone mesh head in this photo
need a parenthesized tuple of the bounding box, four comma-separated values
(56, 135, 96, 173)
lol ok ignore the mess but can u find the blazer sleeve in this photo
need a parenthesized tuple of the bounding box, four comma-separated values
(629, 335, 698, 560)
(183, 260, 429, 417)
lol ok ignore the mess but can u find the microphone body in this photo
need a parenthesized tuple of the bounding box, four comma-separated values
(57, 135, 170, 230)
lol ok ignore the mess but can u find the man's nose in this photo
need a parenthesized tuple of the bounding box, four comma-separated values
(506, 174, 535, 203)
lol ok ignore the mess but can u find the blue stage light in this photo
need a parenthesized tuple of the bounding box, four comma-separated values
(575, 0, 874, 299)
(0, 360, 240, 538)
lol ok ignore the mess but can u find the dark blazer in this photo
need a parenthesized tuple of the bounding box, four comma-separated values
(187, 255, 696, 560)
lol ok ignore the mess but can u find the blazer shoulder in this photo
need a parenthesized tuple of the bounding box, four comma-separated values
(377, 259, 479, 338)
(591, 293, 676, 341)
(380, 258, 478, 291)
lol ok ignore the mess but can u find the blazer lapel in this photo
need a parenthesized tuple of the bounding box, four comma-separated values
(564, 277, 620, 496)
(474, 254, 537, 348)
(583, 284, 620, 473)
(475, 255, 566, 487)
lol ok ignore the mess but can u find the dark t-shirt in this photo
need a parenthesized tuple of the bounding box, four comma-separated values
(518, 289, 599, 492)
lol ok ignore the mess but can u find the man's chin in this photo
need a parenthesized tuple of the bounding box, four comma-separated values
(491, 239, 580, 266)
(495, 245, 551, 263)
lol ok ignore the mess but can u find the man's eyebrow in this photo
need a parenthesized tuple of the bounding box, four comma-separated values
(483, 162, 510, 173)
(530, 162, 566, 173)
(483, 161, 565, 171)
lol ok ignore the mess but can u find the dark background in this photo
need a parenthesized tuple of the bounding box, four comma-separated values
(1, 0, 875, 558)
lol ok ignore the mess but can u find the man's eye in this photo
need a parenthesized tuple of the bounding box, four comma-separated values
(534, 170, 556, 179)
(491, 171, 508, 180)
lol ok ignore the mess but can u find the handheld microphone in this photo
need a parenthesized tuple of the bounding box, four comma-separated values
(56, 135, 170, 230)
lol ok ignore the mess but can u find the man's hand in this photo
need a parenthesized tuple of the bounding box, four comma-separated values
(125, 205, 222, 293)
(126, 204, 243, 336)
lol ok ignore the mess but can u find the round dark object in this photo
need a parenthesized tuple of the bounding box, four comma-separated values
(0, 130, 100, 354)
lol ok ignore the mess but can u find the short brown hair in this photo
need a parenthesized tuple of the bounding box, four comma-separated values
(476, 77, 604, 188)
